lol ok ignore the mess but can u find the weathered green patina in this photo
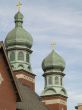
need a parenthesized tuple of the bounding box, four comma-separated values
(5, 12, 33, 48)
(42, 49, 65, 72)
(41, 49, 67, 97)
(4, 11, 33, 72)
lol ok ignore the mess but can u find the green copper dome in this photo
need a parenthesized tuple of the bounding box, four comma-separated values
(14, 11, 23, 23)
(5, 12, 33, 48)
(42, 50, 65, 72)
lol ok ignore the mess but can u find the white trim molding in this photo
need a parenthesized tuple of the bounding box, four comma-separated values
(16, 74, 35, 83)
(42, 99, 67, 105)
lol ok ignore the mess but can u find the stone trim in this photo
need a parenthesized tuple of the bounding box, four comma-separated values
(42, 99, 67, 105)
(16, 74, 35, 83)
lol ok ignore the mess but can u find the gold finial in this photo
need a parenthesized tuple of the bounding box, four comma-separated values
(51, 41, 56, 50)
(16, 0, 22, 12)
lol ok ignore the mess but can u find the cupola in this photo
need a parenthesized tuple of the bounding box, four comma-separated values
(42, 49, 65, 72)
(41, 46, 67, 98)
(5, 11, 33, 49)
(4, 7, 33, 72)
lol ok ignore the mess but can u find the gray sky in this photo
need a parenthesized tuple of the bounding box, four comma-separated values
(0, 0, 82, 110)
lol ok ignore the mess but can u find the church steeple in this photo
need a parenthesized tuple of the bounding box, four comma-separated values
(5, 9, 33, 71)
(41, 43, 68, 110)
(4, 2, 35, 91)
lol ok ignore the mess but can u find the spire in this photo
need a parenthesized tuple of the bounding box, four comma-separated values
(14, 0, 23, 27)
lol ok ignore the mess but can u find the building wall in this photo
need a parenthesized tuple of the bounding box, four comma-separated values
(0, 53, 16, 110)
(14, 70, 35, 91)
(45, 103, 67, 110)
(41, 95, 67, 110)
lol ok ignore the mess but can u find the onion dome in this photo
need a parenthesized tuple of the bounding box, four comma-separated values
(42, 49, 65, 72)
(5, 11, 33, 48)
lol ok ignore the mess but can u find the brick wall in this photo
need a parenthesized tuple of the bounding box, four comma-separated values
(14, 70, 35, 91)
(0, 52, 16, 110)
(41, 95, 67, 110)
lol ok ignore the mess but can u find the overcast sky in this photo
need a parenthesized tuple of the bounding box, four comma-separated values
(0, 0, 82, 110)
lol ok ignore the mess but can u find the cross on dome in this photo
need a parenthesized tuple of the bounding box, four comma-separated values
(50, 41, 56, 50)
(16, 0, 22, 12)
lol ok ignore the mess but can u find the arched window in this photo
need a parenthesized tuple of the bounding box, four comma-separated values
(18, 64, 24, 69)
(48, 76, 52, 85)
(55, 76, 59, 85)
(18, 52, 24, 61)
(26, 53, 29, 62)
(10, 51, 15, 61)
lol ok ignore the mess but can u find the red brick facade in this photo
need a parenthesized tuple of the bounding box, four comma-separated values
(0, 50, 16, 110)
(14, 70, 35, 91)
(41, 95, 67, 110)
(45, 103, 67, 110)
